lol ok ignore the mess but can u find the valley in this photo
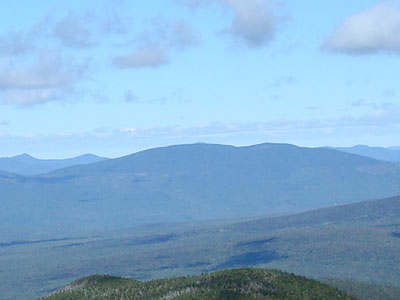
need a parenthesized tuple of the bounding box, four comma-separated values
(1, 193, 399, 299)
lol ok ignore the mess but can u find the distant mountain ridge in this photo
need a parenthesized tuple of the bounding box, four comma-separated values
(0, 153, 108, 175)
(333, 145, 400, 162)
(2, 142, 400, 240)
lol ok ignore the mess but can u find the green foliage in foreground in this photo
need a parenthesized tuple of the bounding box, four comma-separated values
(325, 278, 400, 300)
(41, 268, 357, 300)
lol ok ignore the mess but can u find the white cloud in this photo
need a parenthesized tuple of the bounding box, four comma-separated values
(324, 1, 400, 54)
(181, 0, 283, 48)
(222, 0, 280, 47)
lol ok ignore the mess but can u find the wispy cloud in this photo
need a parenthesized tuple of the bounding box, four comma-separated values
(123, 89, 190, 105)
(0, 31, 35, 56)
(53, 13, 97, 48)
(113, 19, 199, 69)
(351, 100, 395, 110)
(324, 1, 400, 54)
(124, 89, 139, 103)
(267, 76, 297, 88)
(6, 104, 400, 142)
(113, 45, 169, 69)
(0, 18, 49, 57)
(0, 50, 89, 107)
(0, 8, 120, 106)
(3, 104, 400, 156)
(101, 0, 130, 35)
(382, 89, 395, 98)
(53, 4, 129, 49)
(117, 103, 400, 139)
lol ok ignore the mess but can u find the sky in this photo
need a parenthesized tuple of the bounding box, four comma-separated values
(0, 0, 399, 158)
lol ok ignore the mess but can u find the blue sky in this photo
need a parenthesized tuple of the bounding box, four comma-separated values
(0, 0, 399, 158)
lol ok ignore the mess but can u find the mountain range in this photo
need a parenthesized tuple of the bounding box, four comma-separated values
(2, 144, 399, 178)
(2, 143, 400, 239)
(0, 153, 108, 176)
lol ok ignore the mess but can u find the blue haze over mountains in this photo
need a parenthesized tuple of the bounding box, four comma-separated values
(333, 145, 400, 162)
(0, 153, 108, 176)
(2, 143, 400, 240)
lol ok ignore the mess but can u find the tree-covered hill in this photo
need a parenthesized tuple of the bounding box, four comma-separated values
(40, 268, 358, 300)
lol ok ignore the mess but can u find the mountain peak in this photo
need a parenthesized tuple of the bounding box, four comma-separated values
(12, 153, 36, 161)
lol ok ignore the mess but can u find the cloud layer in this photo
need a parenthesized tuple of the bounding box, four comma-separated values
(324, 2, 400, 54)
(3, 103, 400, 157)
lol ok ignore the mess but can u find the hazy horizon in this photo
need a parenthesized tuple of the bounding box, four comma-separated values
(2, 142, 400, 160)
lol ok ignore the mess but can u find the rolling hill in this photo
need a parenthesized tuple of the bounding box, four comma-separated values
(2, 142, 400, 239)
(40, 268, 357, 300)
(0, 153, 108, 176)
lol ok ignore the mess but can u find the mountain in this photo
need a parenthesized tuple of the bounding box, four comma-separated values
(2, 195, 400, 300)
(0, 153, 108, 175)
(333, 145, 400, 162)
(2, 142, 400, 239)
(40, 268, 357, 300)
